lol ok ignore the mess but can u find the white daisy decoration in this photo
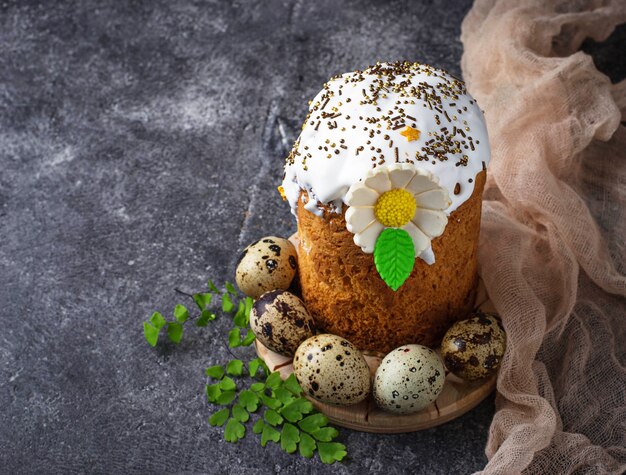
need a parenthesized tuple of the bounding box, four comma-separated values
(344, 163, 451, 290)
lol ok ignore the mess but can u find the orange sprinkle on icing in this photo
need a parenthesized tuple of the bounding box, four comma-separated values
(277, 185, 286, 201)
(400, 126, 421, 142)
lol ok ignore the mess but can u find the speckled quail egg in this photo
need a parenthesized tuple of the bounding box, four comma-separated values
(250, 290, 316, 357)
(293, 334, 371, 406)
(235, 236, 298, 298)
(441, 312, 506, 381)
(373, 344, 445, 414)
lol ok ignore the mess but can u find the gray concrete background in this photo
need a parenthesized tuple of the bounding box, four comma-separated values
(1, 1, 623, 473)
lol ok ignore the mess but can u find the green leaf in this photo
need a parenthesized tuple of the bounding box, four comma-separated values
(238, 390, 260, 412)
(280, 423, 300, 454)
(311, 427, 339, 442)
(265, 372, 282, 389)
(298, 413, 328, 433)
(249, 358, 269, 378)
(252, 419, 265, 434)
(167, 322, 183, 344)
(298, 432, 316, 459)
(233, 301, 247, 327)
(225, 281, 238, 295)
(283, 374, 303, 396)
(240, 329, 256, 347)
(222, 293, 235, 313)
(244, 297, 254, 321)
(206, 383, 221, 403)
(249, 359, 262, 378)
(219, 377, 236, 391)
(226, 359, 244, 376)
(250, 382, 265, 393)
(280, 398, 314, 423)
(273, 386, 295, 405)
(209, 408, 229, 427)
(173, 304, 189, 323)
(264, 409, 283, 426)
(228, 328, 241, 348)
(207, 279, 220, 293)
(143, 322, 160, 347)
(260, 394, 282, 410)
(318, 442, 347, 464)
(196, 309, 215, 327)
(373, 228, 415, 291)
(216, 390, 236, 405)
(261, 424, 280, 447)
(149, 312, 167, 329)
(232, 404, 249, 423)
(193, 292, 212, 310)
(205, 365, 225, 379)
(224, 418, 245, 443)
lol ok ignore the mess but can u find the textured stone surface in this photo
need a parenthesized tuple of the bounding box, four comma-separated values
(0, 1, 623, 473)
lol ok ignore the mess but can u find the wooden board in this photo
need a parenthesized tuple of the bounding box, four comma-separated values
(256, 339, 496, 434)
(256, 233, 497, 433)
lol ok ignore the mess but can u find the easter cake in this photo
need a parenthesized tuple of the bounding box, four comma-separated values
(280, 62, 490, 353)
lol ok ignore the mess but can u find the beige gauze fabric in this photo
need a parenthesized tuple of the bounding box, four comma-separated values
(460, 0, 626, 473)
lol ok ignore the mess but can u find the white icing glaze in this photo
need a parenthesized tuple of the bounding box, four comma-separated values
(282, 62, 490, 220)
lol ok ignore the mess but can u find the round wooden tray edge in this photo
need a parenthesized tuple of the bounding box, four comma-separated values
(255, 340, 496, 434)
(253, 232, 498, 433)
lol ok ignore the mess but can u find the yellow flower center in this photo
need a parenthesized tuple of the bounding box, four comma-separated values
(374, 188, 416, 227)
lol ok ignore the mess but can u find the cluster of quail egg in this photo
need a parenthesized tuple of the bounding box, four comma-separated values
(236, 236, 507, 415)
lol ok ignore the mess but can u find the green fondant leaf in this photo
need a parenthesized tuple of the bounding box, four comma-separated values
(373, 228, 415, 291)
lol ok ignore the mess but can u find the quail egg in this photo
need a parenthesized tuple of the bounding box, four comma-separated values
(441, 312, 506, 381)
(235, 236, 297, 298)
(293, 334, 371, 406)
(250, 290, 316, 357)
(373, 344, 445, 414)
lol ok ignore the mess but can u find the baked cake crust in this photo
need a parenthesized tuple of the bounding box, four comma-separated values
(296, 170, 486, 354)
